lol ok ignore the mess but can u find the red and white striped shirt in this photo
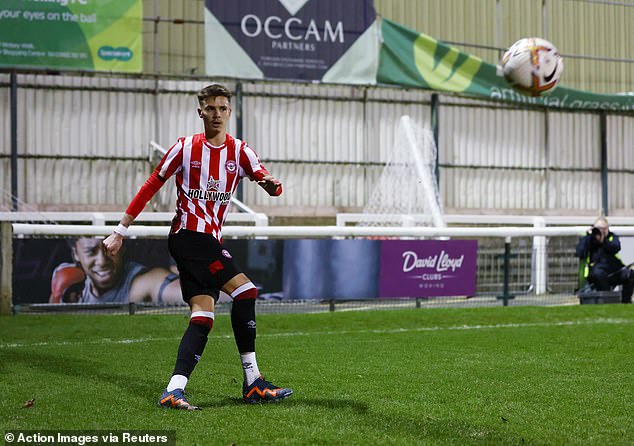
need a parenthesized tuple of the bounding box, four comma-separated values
(155, 132, 269, 240)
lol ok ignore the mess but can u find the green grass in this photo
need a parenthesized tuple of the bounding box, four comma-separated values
(1, 305, 633, 445)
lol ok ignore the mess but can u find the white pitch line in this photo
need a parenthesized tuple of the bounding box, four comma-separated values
(0, 318, 631, 349)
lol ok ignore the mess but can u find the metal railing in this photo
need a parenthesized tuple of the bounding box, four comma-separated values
(0, 211, 268, 228)
(336, 213, 634, 295)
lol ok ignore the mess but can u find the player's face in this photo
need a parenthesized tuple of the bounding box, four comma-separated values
(73, 238, 123, 292)
(198, 96, 231, 133)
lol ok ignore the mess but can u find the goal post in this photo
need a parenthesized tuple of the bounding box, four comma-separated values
(362, 115, 444, 227)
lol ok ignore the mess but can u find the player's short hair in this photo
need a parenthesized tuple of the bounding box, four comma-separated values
(197, 84, 232, 104)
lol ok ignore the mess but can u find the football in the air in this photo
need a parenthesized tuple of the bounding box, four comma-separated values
(501, 37, 563, 97)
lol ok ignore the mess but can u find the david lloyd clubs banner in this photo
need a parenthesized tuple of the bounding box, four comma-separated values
(0, 0, 142, 72)
(204, 0, 378, 83)
(379, 240, 478, 298)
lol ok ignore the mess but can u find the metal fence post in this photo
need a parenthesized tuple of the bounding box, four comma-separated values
(600, 111, 609, 215)
(0, 222, 13, 315)
(532, 216, 547, 294)
(10, 71, 18, 211)
(235, 81, 244, 202)
(501, 236, 512, 306)
(431, 93, 440, 187)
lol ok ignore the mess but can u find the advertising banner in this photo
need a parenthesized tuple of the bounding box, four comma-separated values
(203, 0, 378, 83)
(379, 240, 478, 298)
(0, 0, 142, 72)
(13, 238, 283, 305)
(13, 238, 477, 305)
(378, 18, 634, 112)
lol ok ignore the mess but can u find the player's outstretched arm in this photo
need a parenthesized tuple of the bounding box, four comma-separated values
(258, 174, 283, 196)
(103, 170, 167, 255)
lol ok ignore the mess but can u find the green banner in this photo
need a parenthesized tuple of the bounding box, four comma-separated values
(0, 0, 142, 72)
(378, 18, 633, 112)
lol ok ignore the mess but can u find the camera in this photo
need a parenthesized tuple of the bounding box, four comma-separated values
(589, 226, 605, 247)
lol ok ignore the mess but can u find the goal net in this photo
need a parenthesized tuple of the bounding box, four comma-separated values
(361, 115, 444, 227)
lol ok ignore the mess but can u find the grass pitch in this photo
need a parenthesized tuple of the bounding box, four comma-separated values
(1, 304, 633, 445)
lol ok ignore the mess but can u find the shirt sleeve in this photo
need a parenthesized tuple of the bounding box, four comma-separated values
(604, 233, 621, 255)
(156, 138, 184, 180)
(238, 142, 270, 181)
(575, 234, 591, 259)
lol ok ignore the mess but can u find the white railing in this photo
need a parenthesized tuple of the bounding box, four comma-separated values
(0, 211, 268, 227)
(336, 213, 634, 227)
(9, 223, 619, 238)
(8, 219, 634, 295)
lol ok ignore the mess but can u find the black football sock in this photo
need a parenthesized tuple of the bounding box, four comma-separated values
(230, 284, 258, 353)
(169, 312, 214, 389)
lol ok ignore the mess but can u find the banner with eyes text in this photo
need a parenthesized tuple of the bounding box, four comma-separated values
(0, 0, 142, 72)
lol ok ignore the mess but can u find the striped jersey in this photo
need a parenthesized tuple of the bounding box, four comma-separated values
(155, 132, 269, 240)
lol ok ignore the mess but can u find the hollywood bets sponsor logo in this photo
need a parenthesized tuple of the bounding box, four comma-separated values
(187, 178, 231, 203)
(401, 250, 464, 280)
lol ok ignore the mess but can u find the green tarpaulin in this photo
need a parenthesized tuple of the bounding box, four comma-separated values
(378, 18, 633, 112)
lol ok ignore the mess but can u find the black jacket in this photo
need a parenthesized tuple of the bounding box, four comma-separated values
(575, 231, 624, 272)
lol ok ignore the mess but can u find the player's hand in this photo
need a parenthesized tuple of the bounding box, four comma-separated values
(258, 175, 283, 196)
(103, 233, 124, 256)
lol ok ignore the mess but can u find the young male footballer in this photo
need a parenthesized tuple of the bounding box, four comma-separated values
(103, 84, 292, 409)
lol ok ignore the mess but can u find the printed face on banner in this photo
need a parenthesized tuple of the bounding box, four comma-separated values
(379, 240, 478, 298)
(204, 0, 375, 81)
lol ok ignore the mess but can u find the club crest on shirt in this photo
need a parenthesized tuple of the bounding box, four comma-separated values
(225, 160, 237, 173)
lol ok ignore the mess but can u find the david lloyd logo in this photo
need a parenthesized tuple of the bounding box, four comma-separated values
(402, 250, 465, 273)
(379, 240, 477, 298)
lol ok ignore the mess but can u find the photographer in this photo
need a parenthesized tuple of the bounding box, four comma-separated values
(575, 217, 633, 303)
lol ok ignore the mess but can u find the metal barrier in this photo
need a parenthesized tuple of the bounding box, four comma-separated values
(337, 213, 634, 295)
